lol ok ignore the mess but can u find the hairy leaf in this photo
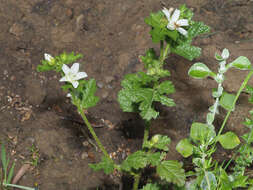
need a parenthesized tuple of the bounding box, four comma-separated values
(200, 172, 217, 190)
(121, 151, 148, 172)
(143, 135, 171, 151)
(171, 43, 201, 61)
(228, 56, 252, 70)
(176, 138, 193, 158)
(188, 21, 210, 39)
(157, 160, 185, 186)
(219, 92, 236, 111)
(188, 63, 213, 79)
(218, 132, 240, 149)
(190, 122, 216, 143)
(89, 156, 114, 174)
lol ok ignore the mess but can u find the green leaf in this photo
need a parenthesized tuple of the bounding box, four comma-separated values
(145, 11, 178, 43)
(188, 63, 213, 79)
(7, 162, 15, 184)
(232, 175, 248, 188)
(141, 48, 158, 69)
(171, 44, 201, 61)
(76, 79, 99, 109)
(147, 152, 165, 166)
(1, 143, 7, 175)
(188, 21, 210, 39)
(218, 132, 240, 149)
(200, 172, 217, 190)
(37, 52, 83, 72)
(118, 72, 175, 121)
(156, 81, 175, 94)
(219, 92, 236, 111)
(141, 183, 160, 190)
(144, 135, 171, 151)
(228, 56, 252, 70)
(157, 160, 185, 186)
(89, 156, 114, 174)
(176, 138, 193, 158)
(190, 122, 216, 142)
(245, 85, 253, 104)
(219, 168, 233, 190)
(121, 151, 148, 172)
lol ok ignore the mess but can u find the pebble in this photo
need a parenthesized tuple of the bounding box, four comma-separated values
(105, 76, 114, 84)
(76, 14, 85, 31)
(81, 152, 88, 159)
(102, 91, 109, 99)
(97, 81, 104, 88)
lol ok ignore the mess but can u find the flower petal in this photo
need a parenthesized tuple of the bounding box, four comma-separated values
(59, 76, 67, 82)
(176, 19, 189, 26)
(72, 81, 79, 88)
(221, 48, 229, 60)
(67, 93, 72, 97)
(177, 27, 188, 36)
(75, 72, 87, 80)
(44, 53, 53, 61)
(162, 7, 172, 20)
(167, 22, 176, 30)
(62, 64, 70, 75)
(71, 63, 79, 74)
(171, 9, 180, 22)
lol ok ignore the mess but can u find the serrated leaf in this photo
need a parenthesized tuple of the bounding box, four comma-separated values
(80, 79, 99, 109)
(147, 152, 164, 166)
(176, 138, 193, 158)
(200, 172, 217, 190)
(157, 81, 175, 94)
(218, 132, 240, 149)
(141, 48, 158, 69)
(118, 72, 175, 121)
(157, 160, 185, 186)
(89, 156, 114, 174)
(141, 183, 160, 190)
(171, 44, 201, 61)
(121, 151, 148, 172)
(228, 56, 252, 70)
(188, 21, 210, 39)
(144, 135, 171, 151)
(188, 63, 212, 79)
(190, 122, 216, 143)
(219, 92, 236, 111)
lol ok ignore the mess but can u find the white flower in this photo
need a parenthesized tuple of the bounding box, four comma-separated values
(66, 93, 72, 97)
(162, 7, 189, 36)
(44, 53, 54, 62)
(221, 48, 229, 60)
(59, 63, 87, 88)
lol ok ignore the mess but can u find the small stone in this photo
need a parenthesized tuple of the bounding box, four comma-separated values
(3, 70, 8, 75)
(105, 76, 114, 84)
(9, 23, 24, 37)
(76, 14, 86, 31)
(102, 91, 109, 99)
(82, 141, 89, 147)
(10, 76, 16, 81)
(97, 82, 104, 88)
(81, 152, 88, 159)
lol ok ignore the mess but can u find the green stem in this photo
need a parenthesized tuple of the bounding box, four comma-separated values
(217, 69, 253, 137)
(4, 183, 36, 190)
(159, 41, 164, 63)
(159, 41, 171, 64)
(77, 106, 112, 162)
(133, 174, 141, 190)
(142, 121, 151, 148)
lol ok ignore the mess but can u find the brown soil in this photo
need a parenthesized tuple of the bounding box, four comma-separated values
(0, 0, 253, 189)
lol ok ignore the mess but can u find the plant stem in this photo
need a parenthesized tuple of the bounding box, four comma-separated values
(77, 106, 111, 161)
(133, 174, 141, 190)
(217, 69, 253, 137)
(159, 41, 170, 64)
(142, 121, 151, 148)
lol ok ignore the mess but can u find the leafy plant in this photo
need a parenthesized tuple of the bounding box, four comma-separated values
(1, 144, 36, 190)
(176, 48, 253, 189)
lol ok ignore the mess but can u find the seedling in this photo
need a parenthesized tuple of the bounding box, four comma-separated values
(1, 144, 36, 190)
